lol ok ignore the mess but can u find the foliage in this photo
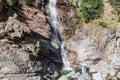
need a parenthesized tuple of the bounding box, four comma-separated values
(5, 0, 37, 6)
(75, 68, 82, 73)
(109, 0, 120, 22)
(69, 0, 78, 6)
(6, 0, 17, 6)
(25, 0, 34, 5)
(60, 70, 71, 75)
(99, 21, 108, 28)
(80, 0, 104, 22)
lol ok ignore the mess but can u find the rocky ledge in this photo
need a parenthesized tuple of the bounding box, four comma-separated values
(0, 14, 62, 80)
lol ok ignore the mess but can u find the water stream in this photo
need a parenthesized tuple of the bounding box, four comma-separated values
(49, 0, 73, 71)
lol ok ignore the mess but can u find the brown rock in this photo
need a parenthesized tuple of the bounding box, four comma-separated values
(0, 0, 4, 12)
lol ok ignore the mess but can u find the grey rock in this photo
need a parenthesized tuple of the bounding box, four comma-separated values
(117, 72, 120, 78)
(76, 37, 100, 65)
(81, 73, 91, 80)
(82, 66, 87, 73)
(0, 74, 41, 80)
(111, 25, 120, 72)
(89, 65, 96, 73)
(58, 75, 68, 80)
(66, 71, 76, 78)
(61, 68, 91, 80)
(92, 72, 104, 80)
(95, 61, 111, 77)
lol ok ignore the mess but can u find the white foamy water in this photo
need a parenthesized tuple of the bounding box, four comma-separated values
(49, 0, 57, 25)
(49, 0, 61, 46)
(61, 43, 73, 71)
(49, 0, 72, 71)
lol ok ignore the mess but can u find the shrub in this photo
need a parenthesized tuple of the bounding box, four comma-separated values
(80, 0, 104, 22)
(6, 0, 17, 6)
(109, 0, 120, 22)
(69, 0, 78, 7)
(99, 21, 108, 28)
(25, 0, 34, 5)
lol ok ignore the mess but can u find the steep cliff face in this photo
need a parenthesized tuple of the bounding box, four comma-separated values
(0, 0, 120, 80)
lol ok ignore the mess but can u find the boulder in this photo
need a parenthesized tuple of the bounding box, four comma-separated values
(92, 72, 104, 80)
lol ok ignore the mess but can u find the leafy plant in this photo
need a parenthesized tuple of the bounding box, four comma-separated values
(25, 0, 34, 5)
(6, 0, 17, 6)
(75, 68, 82, 73)
(80, 0, 104, 22)
(60, 70, 71, 75)
(110, 0, 120, 22)
(99, 21, 108, 28)
(69, 0, 78, 6)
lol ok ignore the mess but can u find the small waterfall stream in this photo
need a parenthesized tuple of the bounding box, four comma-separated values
(49, 0, 73, 71)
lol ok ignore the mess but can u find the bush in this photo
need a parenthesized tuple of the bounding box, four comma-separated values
(109, 0, 120, 22)
(6, 0, 17, 6)
(25, 0, 34, 5)
(99, 21, 108, 28)
(69, 0, 77, 6)
(80, 0, 104, 22)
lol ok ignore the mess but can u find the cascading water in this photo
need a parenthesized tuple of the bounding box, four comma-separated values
(61, 43, 73, 70)
(49, 0, 73, 71)
(49, 0, 61, 47)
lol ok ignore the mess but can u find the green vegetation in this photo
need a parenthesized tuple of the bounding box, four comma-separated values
(25, 0, 34, 5)
(75, 68, 82, 73)
(5, 0, 35, 6)
(99, 21, 108, 28)
(60, 70, 71, 75)
(69, 0, 78, 7)
(6, 0, 17, 6)
(69, 0, 104, 22)
(80, 0, 104, 22)
(109, 0, 120, 22)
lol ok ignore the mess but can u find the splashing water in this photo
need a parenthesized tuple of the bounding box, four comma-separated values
(61, 43, 73, 71)
(49, 0, 73, 71)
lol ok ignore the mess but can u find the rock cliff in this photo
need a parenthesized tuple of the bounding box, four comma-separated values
(0, 0, 120, 80)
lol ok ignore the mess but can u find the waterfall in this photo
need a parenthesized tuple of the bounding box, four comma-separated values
(49, 0, 73, 71)
(49, 0, 61, 46)
(61, 43, 73, 70)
